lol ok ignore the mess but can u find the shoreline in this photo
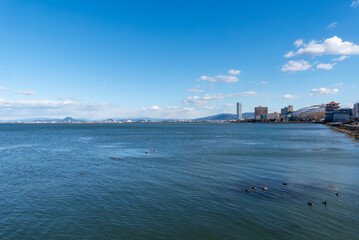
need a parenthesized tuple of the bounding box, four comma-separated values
(326, 123, 359, 139)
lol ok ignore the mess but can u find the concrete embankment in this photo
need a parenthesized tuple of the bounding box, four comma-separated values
(327, 123, 359, 139)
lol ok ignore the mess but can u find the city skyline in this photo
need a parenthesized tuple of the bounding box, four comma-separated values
(1, 1, 359, 120)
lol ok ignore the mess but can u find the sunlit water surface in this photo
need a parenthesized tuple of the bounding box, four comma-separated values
(0, 123, 358, 239)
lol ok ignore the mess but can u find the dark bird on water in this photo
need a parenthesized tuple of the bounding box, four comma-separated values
(322, 201, 327, 205)
(252, 186, 256, 190)
(336, 193, 339, 196)
(245, 189, 250, 193)
(262, 187, 268, 190)
(307, 202, 313, 206)
(282, 183, 287, 185)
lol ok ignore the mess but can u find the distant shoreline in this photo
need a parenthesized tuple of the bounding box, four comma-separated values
(0, 121, 317, 124)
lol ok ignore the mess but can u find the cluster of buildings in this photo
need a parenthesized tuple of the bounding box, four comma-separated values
(236, 101, 359, 123)
(324, 101, 359, 123)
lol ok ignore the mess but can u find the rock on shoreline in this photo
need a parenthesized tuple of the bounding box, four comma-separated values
(327, 123, 359, 139)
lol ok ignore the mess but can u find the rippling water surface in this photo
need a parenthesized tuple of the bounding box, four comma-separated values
(0, 123, 358, 239)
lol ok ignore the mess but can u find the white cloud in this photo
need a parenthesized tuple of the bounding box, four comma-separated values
(333, 82, 343, 87)
(250, 81, 268, 85)
(228, 69, 241, 75)
(285, 36, 359, 58)
(316, 62, 336, 70)
(198, 69, 240, 83)
(309, 88, 339, 96)
(0, 86, 10, 91)
(236, 91, 258, 97)
(281, 60, 312, 72)
(215, 75, 238, 83)
(142, 105, 161, 111)
(184, 94, 226, 106)
(327, 22, 338, 29)
(331, 55, 350, 61)
(352, 1, 359, 7)
(186, 88, 204, 93)
(294, 39, 304, 48)
(283, 94, 298, 99)
(16, 90, 35, 95)
(184, 91, 258, 106)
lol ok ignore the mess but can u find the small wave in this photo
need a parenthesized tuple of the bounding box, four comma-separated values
(0, 144, 33, 151)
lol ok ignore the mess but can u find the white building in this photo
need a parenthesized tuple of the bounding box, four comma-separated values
(354, 103, 359, 119)
(237, 102, 242, 120)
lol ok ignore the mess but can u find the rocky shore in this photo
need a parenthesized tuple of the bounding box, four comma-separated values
(327, 123, 359, 139)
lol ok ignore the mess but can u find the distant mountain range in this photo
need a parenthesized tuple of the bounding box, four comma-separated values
(194, 112, 254, 121)
(0, 113, 255, 123)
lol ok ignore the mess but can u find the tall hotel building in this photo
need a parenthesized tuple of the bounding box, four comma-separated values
(354, 103, 359, 118)
(237, 102, 242, 120)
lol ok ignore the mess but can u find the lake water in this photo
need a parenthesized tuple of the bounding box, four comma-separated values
(0, 123, 358, 239)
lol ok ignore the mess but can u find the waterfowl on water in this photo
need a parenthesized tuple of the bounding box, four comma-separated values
(282, 183, 287, 186)
(262, 187, 268, 190)
(336, 193, 339, 197)
(252, 186, 256, 190)
(307, 202, 313, 206)
(322, 201, 327, 205)
(245, 189, 250, 193)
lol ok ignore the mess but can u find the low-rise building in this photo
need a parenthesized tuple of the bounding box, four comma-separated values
(267, 112, 281, 121)
(333, 109, 352, 123)
(325, 101, 340, 122)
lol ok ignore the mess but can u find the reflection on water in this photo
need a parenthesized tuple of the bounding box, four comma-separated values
(0, 123, 358, 240)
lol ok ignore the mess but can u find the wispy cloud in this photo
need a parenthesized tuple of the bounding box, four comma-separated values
(316, 62, 336, 70)
(197, 69, 241, 83)
(0, 97, 207, 120)
(283, 94, 298, 99)
(186, 88, 204, 93)
(285, 36, 359, 58)
(327, 22, 338, 29)
(331, 55, 350, 62)
(0, 86, 11, 91)
(250, 81, 268, 85)
(351, 1, 359, 7)
(16, 90, 35, 95)
(184, 91, 257, 106)
(333, 82, 343, 87)
(309, 88, 339, 96)
(227, 69, 241, 75)
(281, 60, 311, 72)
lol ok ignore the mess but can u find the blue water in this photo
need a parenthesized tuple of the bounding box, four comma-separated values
(0, 123, 358, 239)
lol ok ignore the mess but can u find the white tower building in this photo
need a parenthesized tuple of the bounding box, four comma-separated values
(237, 102, 242, 120)
(354, 103, 359, 118)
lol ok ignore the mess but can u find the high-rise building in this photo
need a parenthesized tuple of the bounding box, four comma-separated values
(237, 102, 242, 120)
(281, 105, 294, 115)
(353, 103, 359, 119)
(255, 105, 268, 118)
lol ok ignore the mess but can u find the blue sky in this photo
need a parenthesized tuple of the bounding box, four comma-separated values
(0, 0, 359, 119)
